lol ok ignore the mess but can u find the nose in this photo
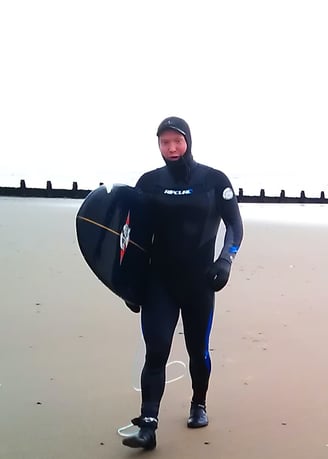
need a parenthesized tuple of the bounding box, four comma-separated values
(168, 142, 176, 152)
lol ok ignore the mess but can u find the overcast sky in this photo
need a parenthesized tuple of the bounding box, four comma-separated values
(1, 0, 327, 192)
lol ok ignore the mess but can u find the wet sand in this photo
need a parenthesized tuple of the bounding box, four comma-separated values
(0, 197, 328, 459)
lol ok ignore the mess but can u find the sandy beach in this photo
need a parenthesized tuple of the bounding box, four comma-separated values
(1, 197, 328, 459)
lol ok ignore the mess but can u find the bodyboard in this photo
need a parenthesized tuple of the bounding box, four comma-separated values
(76, 184, 153, 305)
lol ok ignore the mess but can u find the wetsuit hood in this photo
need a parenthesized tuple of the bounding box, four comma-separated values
(156, 116, 194, 183)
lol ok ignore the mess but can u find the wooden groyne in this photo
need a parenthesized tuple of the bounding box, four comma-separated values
(0, 180, 327, 204)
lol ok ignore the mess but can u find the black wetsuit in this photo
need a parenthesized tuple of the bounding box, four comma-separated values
(135, 117, 243, 419)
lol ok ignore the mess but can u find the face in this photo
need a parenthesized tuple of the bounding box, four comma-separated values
(158, 129, 187, 161)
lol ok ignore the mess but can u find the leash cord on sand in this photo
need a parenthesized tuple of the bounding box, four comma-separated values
(117, 360, 187, 437)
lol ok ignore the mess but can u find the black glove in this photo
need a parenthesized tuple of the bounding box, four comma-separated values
(207, 258, 231, 292)
(124, 301, 141, 313)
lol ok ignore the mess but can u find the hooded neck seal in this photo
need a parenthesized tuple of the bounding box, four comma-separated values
(156, 116, 195, 183)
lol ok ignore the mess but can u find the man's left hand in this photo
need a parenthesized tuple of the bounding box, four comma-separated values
(207, 258, 231, 292)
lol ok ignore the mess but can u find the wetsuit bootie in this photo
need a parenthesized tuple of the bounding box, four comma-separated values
(187, 403, 208, 428)
(122, 417, 157, 450)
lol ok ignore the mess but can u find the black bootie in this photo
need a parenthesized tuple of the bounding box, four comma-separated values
(187, 403, 208, 428)
(122, 417, 157, 450)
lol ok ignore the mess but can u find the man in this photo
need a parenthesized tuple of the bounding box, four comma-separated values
(123, 116, 243, 450)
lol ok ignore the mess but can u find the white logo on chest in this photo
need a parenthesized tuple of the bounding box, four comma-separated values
(163, 189, 193, 195)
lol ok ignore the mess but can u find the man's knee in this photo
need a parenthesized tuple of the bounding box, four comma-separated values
(145, 347, 171, 369)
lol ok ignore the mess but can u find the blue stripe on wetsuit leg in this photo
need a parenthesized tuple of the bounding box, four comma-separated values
(204, 307, 214, 371)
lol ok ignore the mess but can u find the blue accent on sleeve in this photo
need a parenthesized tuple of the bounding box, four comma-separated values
(229, 245, 239, 254)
